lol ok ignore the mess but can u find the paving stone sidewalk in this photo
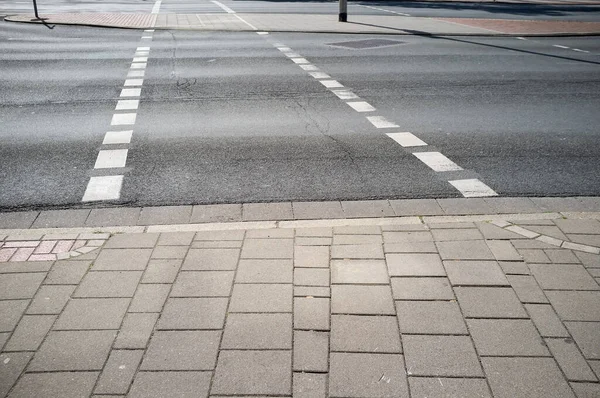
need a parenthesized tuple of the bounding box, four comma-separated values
(0, 211, 599, 397)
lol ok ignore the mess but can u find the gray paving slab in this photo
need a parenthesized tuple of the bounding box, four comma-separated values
(32, 209, 90, 228)
(296, 227, 333, 237)
(151, 245, 188, 259)
(293, 201, 344, 219)
(128, 284, 170, 312)
(4, 315, 55, 351)
(577, 252, 600, 268)
(455, 287, 527, 318)
(294, 245, 330, 268)
(0, 211, 38, 229)
(545, 249, 581, 264)
(384, 241, 438, 253)
(141, 259, 182, 284)
(331, 259, 389, 284)
(507, 275, 548, 303)
(183, 248, 240, 270)
(0, 300, 29, 332)
(85, 207, 140, 227)
(527, 225, 569, 241)
(8, 371, 99, 398)
(294, 297, 330, 330)
(386, 253, 445, 277)
(222, 313, 292, 349)
(530, 264, 599, 290)
(294, 267, 329, 286)
(383, 231, 433, 242)
(0, 273, 45, 299)
(565, 322, 600, 360)
(431, 228, 483, 242)
(128, 371, 212, 398)
(333, 234, 383, 245)
(74, 271, 142, 298)
(241, 238, 293, 259)
(95, 349, 144, 395)
(498, 261, 530, 275)
(92, 248, 152, 271)
(525, 304, 569, 337)
(45, 260, 91, 285)
(293, 330, 329, 372)
(396, 300, 467, 334)
(570, 382, 600, 398)
(192, 240, 243, 249)
(518, 249, 551, 263)
(444, 260, 508, 286)
(331, 243, 384, 259)
(137, 206, 191, 225)
(484, 197, 541, 214)
(437, 198, 494, 215)
(391, 277, 454, 300)
(26, 285, 75, 314)
(0, 352, 33, 398)
(408, 377, 492, 398)
(0, 261, 52, 274)
(341, 200, 395, 218)
(171, 271, 234, 297)
(157, 231, 195, 246)
(468, 319, 550, 356)
(236, 259, 293, 283)
(331, 315, 401, 353)
(437, 240, 495, 260)
(389, 199, 444, 216)
(293, 373, 327, 398)
(477, 222, 527, 240)
(243, 202, 293, 221)
(295, 237, 332, 246)
(157, 297, 228, 329)
(246, 229, 294, 238)
(141, 330, 221, 370)
(486, 240, 522, 261)
(331, 285, 395, 315)
(191, 204, 242, 223)
(546, 338, 597, 382)
(0, 333, 8, 350)
(195, 230, 245, 241)
(114, 312, 158, 349)
(546, 291, 600, 321)
(555, 219, 600, 235)
(334, 226, 381, 235)
(105, 233, 158, 249)
(229, 284, 292, 313)
(54, 298, 129, 330)
(294, 286, 330, 298)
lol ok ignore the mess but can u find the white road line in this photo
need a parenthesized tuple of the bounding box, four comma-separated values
(346, 101, 376, 112)
(299, 64, 319, 71)
(516, 37, 527, 40)
(308, 71, 330, 79)
(141, 36, 153, 40)
(151, 0, 162, 14)
(291, 58, 310, 64)
(135, 51, 150, 56)
(144, 29, 155, 32)
(331, 89, 359, 100)
(359, 4, 410, 16)
(111, 113, 137, 126)
(133, 57, 148, 62)
(82, 176, 124, 201)
(94, 149, 129, 169)
(553, 45, 569, 49)
(284, 52, 301, 58)
(124, 79, 144, 87)
(573, 48, 589, 53)
(366, 116, 399, 129)
(320, 80, 344, 89)
(120, 88, 142, 97)
(115, 100, 140, 111)
(413, 151, 463, 172)
(449, 179, 498, 197)
(257, 31, 269, 35)
(103, 130, 133, 145)
(127, 70, 145, 78)
(386, 132, 427, 147)
(211, 0, 235, 13)
(130, 63, 147, 69)
(277, 47, 292, 52)
(138, 47, 150, 51)
(233, 14, 258, 30)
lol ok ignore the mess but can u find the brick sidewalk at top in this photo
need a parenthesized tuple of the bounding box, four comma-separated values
(0, 216, 599, 397)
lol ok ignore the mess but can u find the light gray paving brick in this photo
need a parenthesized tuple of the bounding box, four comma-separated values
(530, 264, 599, 290)
(331, 315, 401, 353)
(444, 260, 508, 286)
(436, 240, 495, 260)
(332, 285, 395, 315)
(114, 313, 158, 349)
(86, 207, 140, 227)
(0, 211, 38, 229)
(74, 271, 142, 298)
(547, 291, 600, 321)
(212, 350, 292, 395)
(191, 204, 241, 223)
(0, 300, 28, 332)
(236, 259, 293, 283)
(8, 371, 99, 398)
(157, 231, 195, 246)
(246, 228, 294, 238)
(95, 349, 144, 395)
(476, 222, 526, 240)
(32, 209, 90, 228)
(141, 330, 220, 370)
(29, 330, 116, 371)
(0, 352, 33, 397)
(104, 233, 158, 248)
(525, 304, 569, 337)
(555, 219, 600, 235)
(54, 298, 129, 330)
(486, 240, 522, 261)
(137, 206, 191, 225)
(389, 198, 444, 216)
(295, 227, 333, 237)
(383, 231, 433, 242)
(545, 249, 581, 264)
(195, 230, 244, 241)
(403, 335, 483, 377)
(244, 202, 293, 221)
(334, 225, 381, 235)
(571, 382, 600, 398)
(518, 249, 551, 263)
(293, 330, 329, 372)
(408, 377, 492, 398)
(546, 338, 597, 382)
(331, 259, 388, 284)
(182, 248, 240, 270)
(171, 271, 234, 297)
(141, 259, 182, 284)
(341, 200, 395, 218)
(498, 261, 530, 275)
(455, 287, 527, 318)
(437, 198, 494, 215)
(27, 285, 75, 314)
(295, 237, 332, 246)
(128, 371, 211, 398)
(157, 297, 228, 329)
(468, 319, 550, 356)
(331, 243, 384, 259)
(329, 353, 409, 397)
(577, 252, 600, 268)
(151, 245, 188, 259)
(391, 277, 454, 300)
(386, 253, 445, 277)
(396, 300, 467, 334)
(294, 373, 327, 398)
(128, 284, 170, 312)
(241, 238, 293, 259)
(229, 284, 292, 313)
(482, 357, 575, 398)
(0, 273, 45, 299)
(45, 260, 91, 285)
(294, 297, 330, 330)
(333, 234, 382, 245)
(384, 241, 438, 253)
(565, 322, 600, 359)
(432, 228, 483, 241)
(294, 267, 329, 286)
(4, 315, 55, 351)
(294, 286, 330, 297)
(293, 201, 344, 219)
(508, 275, 548, 303)
(222, 313, 292, 349)
(294, 245, 329, 268)
(93, 249, 152, 271)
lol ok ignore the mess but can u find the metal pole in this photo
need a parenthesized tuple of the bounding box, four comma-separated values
(32, 0, 41, 20)
(339, 0, 347, 22)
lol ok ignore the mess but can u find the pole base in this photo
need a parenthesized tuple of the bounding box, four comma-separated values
(339, 13, 347, 22)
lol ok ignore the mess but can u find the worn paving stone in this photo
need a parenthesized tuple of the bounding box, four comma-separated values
(389, 198, 444, 216)
(236, 259, 293, 283)
(455, 287, 527, 318)
(141, 259, 182, 284)
(294, 297, 330, 330)
(222, 313, 292, 349)
(45, 260, 91, 285)
(74, 271, 142, 298)
(333, 234, 383, 245)
(32, 209, 90, 228)
(331, 243, 384, 259)
(507, 275, 548, 303)
(331, 315, 401, 353)
(468, 319, 549, 356)
(0, 352, 33, 397)
(530, 264, 599, 291)
(93, 248, 152, 271)
(525, 304, 569, 337)
(114, 312, 158, 349)
(386, 253, 445, 277)
(54, 298, 129, 330)
(546, 291, 600, 321)
(482, 357, 575, 398)
(565, 322, 600, 360)
(294, 286, 330, 298)
(95, 349, 144, 395)
(498, 261, 530, 275)
(141, 330, 220, 370)
(294, 330, 329, 372)
(396, 300, 467, 334)
(332, 285, 395, 315)
(104, 233, 158, 249)
(182, 248, 240, 270)
(293, 373, 327, 398)
(546, 338, 597, 382)
(545, 249, 581, 264)
(331, 259, 388, 284)
(391, 277, 454, 300)
(151, 245, 188, 259)
(241, 238, 293, 259)
(518, 249, 552, 263)
(27, 285, 75, 314)
(294, 267, 330, 286)
(128, 371, 212, 398)
(86, 207, 140, 227)
(0, 273, 45, 299)
(0, 300, 28, 332)
(329, 353, 409, 397)
(383, 231, 433, 242)
(157, 231, 195, 246)
(137, 206, 191, 225)
(384, 241, 438, 253)
(157, 297, 228, 330)
(8, 371, 99, 398)
(128, 284, 170, 313)
(403, 335, 483, 377)
(244, 202, 293, 221)
(191, 204, 242, 223)
(444, 260, 508, 286)
(4, 315, 55, 351)
(294, 245, 330, 268)
(436, 240, 495, 260)
(29, 330, 115, 371)
(408, 377, 491, 398)
(486, 240, 522, 261)
(212, 350, 292, 395)
(229, 284, 292, 313)
(171, 271, 234, 297)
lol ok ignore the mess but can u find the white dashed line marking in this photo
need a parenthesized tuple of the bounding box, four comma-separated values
(120, 88, 142, 97)
(320, 80, 344, 89)
(359, 4, 410, 16)
(291, 58, 310, 64)
(127, 70, 145, 78)
(82, 176, 124, 201)
(553, 45, 569, 49)
(449, 179, 498, 197)
(124, 79, 144, 87)
(366, 116, 399, 129)
(138, 47, 150, 51)
(386, 132, 427, 147)
(413, 151, 463, 172)
(103, 130, 133, 145)
(284, 52, 302, 58)
(516, 37, 527, 40)
(94, 149, 129, 169)
(573, 48, 589, 53)
(111, 113, 137, 126)
(346, 101, 376, 112)
(277, 47, 292, 52)
(135, 51, 150, 56)
(133, 57, 148, 63)
(308, 71, 330, 79)
(211, 0, 235, 13)
(130, 63, 147, 69)
(257, 31, 269, 35)
(299, 64, 319, 71)
(115, 100, 140, 111)
(151, 0, 162, 14)
(331, 89, 359, 100)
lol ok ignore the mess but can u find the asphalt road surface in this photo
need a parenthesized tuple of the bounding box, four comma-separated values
(1, 4, 599, 209)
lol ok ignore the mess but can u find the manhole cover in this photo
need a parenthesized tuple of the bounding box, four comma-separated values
(326, 39, 404, 50)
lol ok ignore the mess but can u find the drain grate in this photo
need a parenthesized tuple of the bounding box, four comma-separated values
(326, 39, 404, 50)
